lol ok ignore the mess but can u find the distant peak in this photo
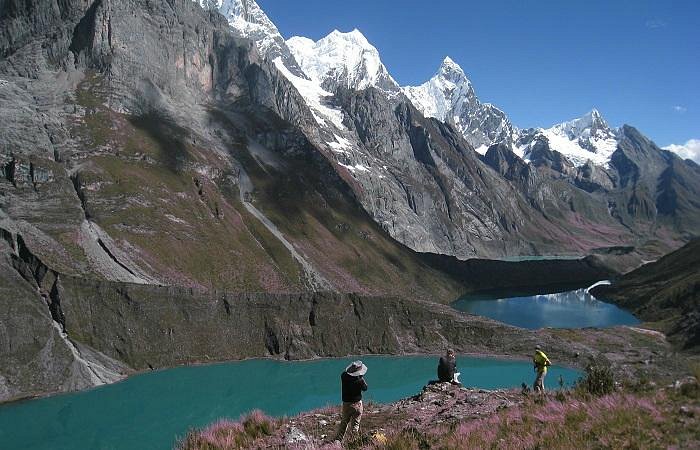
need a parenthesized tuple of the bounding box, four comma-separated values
(326, 28, 371, 46)
(442, 55, 457, 66)
(287, 28, 398, 92)
(440, 56, 462, 71)
(437, 56, 467, 81)
(551, 109, 609, 131)
(585, 108, 604, 122)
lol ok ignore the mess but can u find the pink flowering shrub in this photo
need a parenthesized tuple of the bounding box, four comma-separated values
(437, 392, 667, 449)
(178, 410, 275, 450)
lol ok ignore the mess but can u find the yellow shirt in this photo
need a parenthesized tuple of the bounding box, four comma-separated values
(533, 350, 551, 374)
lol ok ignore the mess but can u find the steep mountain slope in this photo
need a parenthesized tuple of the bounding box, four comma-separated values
(592, 239, 700, 352)
(332, 86, 625, 257)
(197, 0, 306, 77)
(277, 27, 699, 260)
(0, 0, 623, 402)
(0, 0, 463, 400)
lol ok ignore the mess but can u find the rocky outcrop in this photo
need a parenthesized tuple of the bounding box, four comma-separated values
(0, 223, 668, 403)
(56, 277, 573, 371)
(0, 226, 129, 402)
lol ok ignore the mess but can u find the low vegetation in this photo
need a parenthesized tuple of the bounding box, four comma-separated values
(180, 371, 700, 450)
(178, 410, 278, 449)
(366, 390, 697, 450)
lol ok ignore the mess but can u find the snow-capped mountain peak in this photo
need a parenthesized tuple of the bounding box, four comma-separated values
(287, 29, 399, 93)
(403, 56, 470, 122)
(437, 56, 470, 85)
(329, 28, 371, 47)
(552, 109, 611, 141)
(516, 109, 619, 167)
(403, 57, 514, 149)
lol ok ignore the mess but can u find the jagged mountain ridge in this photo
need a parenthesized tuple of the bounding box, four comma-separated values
(1, 0, 623, 402)
(197, 0, 306, 77)
(220, 1, 700, 259)
(282, 24, 679, 177)
(403, 57, 628, 170)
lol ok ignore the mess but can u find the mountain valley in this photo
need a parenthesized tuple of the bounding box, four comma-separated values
(1, 0, 699, 418)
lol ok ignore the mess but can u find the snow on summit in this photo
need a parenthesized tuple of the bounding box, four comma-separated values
(194, 0, 622, 170)
(403, 56, 474, 121)
(403, 57, 516, 149)
(287, 29, 399, 93)
(516, 109, 619, 167)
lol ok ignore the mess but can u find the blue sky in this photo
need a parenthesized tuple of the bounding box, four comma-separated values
(258, 0, 699, 150)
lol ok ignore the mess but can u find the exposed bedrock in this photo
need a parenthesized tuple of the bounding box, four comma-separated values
(55, 276, 684, 389)
(0, 228, 129, 403)
(0, 234, 674, 403)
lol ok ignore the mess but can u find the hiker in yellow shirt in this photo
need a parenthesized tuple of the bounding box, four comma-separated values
(533, 345, 551, 393)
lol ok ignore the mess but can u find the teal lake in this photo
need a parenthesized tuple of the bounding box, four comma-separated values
(0, 355, 580, 450)
(452, 286, 640, 329)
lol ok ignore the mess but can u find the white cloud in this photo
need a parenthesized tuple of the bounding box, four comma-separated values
(663, 139, 700, 163)
(673, 105, 687, 113)
(645, 19, 667, 29)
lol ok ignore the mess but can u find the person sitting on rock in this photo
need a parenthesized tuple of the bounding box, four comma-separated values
(437, 349, 461, 384)
(533, 344, 552, 393)
(333, 360, 368, 443)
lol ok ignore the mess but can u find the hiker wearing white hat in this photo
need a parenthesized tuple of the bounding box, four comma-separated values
(333, 360, 368, 442)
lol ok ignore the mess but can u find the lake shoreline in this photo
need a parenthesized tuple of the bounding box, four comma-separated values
(0, 348, 569, 408)
(0, 285, 673, 408)
(0, 321, 673, 410)
(452, 284, 640, 330)
(0, 356, 583, 449)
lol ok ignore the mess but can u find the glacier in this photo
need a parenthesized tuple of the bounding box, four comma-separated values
(195, 0, 626, 170)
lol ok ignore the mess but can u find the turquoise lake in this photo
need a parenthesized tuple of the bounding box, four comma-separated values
(0, 355, 580, 450)
(452, 286, 640, 329)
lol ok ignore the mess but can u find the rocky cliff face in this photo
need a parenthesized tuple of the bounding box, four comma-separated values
(267, 23, 700, 260)
(0, 254, 640, 403)
(0, 0, 465, 295)
(0, 224, 129, 401)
